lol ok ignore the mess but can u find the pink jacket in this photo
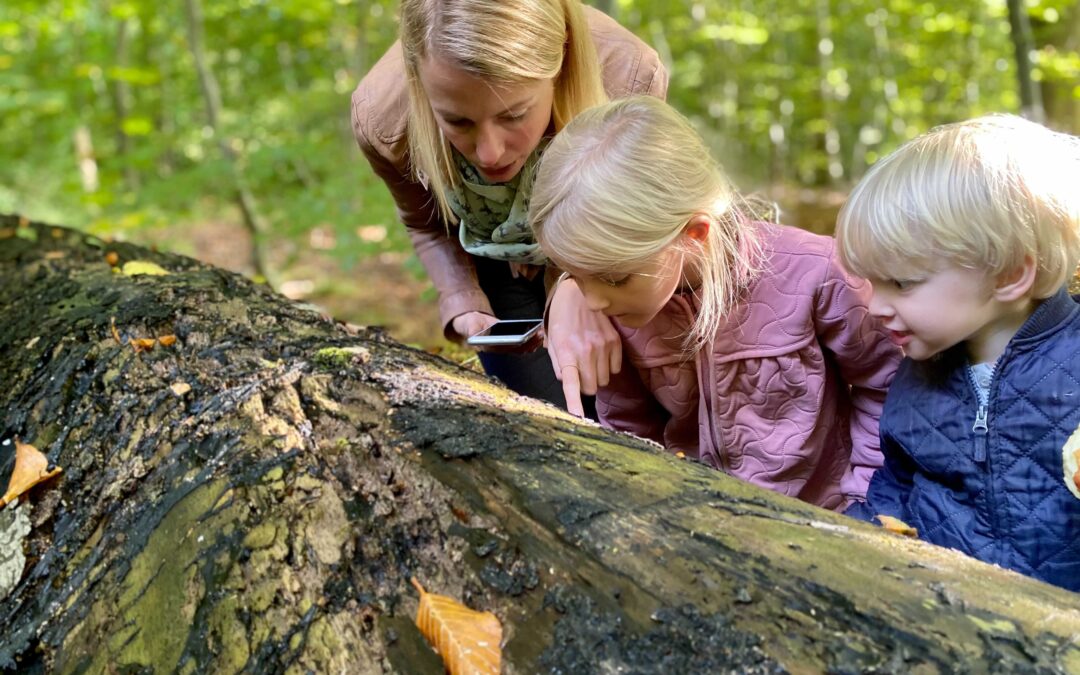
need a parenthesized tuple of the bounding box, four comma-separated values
(599, 223, 901, 510)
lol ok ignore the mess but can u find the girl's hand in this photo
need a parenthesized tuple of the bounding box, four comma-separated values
(545, 278, 622, 417)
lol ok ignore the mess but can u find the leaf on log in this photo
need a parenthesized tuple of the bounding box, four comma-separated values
(0, 440, 62, 508)
(157, 334, 177, 347)
(121, 261, 169, 276)
(875, 514, 918, 537)
(411, 577, 502, 675)
(130, 337, 158, 353)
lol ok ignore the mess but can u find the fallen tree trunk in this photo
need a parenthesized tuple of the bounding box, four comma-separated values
(1, 215, 1078, 674)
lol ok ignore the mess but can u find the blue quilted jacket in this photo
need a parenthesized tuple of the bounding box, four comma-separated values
(848, 289, 1080, 591)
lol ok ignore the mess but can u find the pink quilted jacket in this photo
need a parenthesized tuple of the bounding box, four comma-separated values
(598, 223, 901, 510)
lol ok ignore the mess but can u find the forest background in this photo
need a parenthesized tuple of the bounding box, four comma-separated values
(2, 0, 1078, 358)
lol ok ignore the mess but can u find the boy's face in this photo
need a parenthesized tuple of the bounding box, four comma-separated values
(866, 263, 1002, 362)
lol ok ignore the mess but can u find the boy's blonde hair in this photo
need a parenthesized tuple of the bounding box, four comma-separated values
(837, 114, 1080, 298)
(400, 0, 608, 224)
(530, 96, 761, 351)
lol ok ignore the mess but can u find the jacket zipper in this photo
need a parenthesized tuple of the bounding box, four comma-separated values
(966, 367, 991, 463)
(967, 361, 1001, 557)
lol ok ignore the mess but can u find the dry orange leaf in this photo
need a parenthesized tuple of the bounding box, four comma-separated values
(157, 335, 177, 347)
(130, 337, 157, 353)
(1072, 447, 1080, 493)
(411, 578, 501, 675)
(875, 514, 918, 538)
(0, 439, 62, 508)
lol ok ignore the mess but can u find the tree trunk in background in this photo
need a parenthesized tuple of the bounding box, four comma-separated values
(108, 12, 140, 193)
(1007, 0, 1046, 123)
(814, 0, 843, 185)
(182, 0, 271, 282)
(2, 217, 1079, 673)
(1039, 1, 1080, 133)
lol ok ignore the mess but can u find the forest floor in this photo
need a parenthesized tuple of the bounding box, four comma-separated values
(140, 216, 477, 364)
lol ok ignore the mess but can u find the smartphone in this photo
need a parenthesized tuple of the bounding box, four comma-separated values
(466, 319, 544, 346)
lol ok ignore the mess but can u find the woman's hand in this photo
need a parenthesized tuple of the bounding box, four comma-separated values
(452, 311, 499, 342)
(453, 311, 542, 354)
(509, 262, 542, 281)
(545, 278, 622, 417)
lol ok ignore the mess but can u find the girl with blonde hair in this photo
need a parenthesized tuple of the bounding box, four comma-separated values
(531, 96, 901, 510)
(352, 0, 667, 413)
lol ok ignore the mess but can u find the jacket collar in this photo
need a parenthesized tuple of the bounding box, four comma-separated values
(1012, 287, 1079, 344)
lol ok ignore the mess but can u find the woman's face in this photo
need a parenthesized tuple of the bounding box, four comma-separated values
(418, 56, 555, 183)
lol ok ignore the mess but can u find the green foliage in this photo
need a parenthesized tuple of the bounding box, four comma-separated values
(0, 0, 1076, 267)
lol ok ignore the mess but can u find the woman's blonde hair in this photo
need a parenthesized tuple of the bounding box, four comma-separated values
(530, 96, 762, 351)
(836, 114, 1080, 298)
(400, 0, 608, 224)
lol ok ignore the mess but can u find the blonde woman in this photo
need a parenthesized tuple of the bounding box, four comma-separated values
(835, 114, 1080, 591)
(351, 0, 667, 413)
(531, 96, 900, 510)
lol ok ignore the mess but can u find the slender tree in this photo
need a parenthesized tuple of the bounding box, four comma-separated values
(183, 0, 271, 281)
(1006, 0, 1046, 123)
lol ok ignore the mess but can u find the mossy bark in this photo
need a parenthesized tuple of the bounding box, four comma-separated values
(1, 216, 1078, 674)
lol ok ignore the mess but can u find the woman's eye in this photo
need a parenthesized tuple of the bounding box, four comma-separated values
(501, 112, 527, 123)
(444, 118, 472, 128)
(605, 275, 631, 288)
(891, 279, 917, 291)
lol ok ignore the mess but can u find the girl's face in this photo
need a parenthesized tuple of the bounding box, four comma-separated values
(564, 245, 689, 329)
(418, 56, 554, 184)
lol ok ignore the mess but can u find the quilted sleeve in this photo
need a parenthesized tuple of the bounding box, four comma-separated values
(856, 428, 916, 523)
(596, 355, 669, 446)
(813, 245, 903, 500)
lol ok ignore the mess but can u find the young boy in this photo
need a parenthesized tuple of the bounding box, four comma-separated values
(835, 114, 1080, 591)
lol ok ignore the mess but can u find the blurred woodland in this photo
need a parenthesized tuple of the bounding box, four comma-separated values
(2, 0, 1078, 347)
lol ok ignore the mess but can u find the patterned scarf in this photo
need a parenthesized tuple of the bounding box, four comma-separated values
(445, 138, 550, 265)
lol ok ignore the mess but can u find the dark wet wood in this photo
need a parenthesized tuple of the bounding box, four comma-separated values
(1, 216, 1078, 674)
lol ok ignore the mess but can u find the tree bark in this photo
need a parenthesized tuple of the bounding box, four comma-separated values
(1, 216, 1079, 674)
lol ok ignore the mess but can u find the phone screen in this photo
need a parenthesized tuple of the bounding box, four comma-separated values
(484, 320, 542, 336)
(467, 319, 544, 346)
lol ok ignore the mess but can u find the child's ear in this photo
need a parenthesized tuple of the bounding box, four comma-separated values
(993, 255, 1037, 302)
(682, 214, 710, 243)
